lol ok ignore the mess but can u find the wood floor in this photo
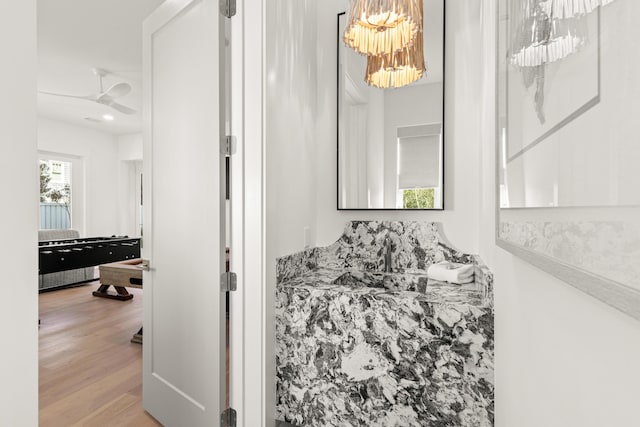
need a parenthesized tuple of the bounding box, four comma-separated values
(39, 283, 162, 427)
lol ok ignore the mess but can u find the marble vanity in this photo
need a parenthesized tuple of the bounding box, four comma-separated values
(276, 221, 494, 426)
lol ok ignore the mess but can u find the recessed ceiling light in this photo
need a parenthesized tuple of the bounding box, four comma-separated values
(102, 114, 114, 121)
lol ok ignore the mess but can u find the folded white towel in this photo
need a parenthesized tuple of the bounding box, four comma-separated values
(427, 261, 474, 284)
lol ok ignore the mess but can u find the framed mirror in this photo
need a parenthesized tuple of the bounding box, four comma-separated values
(496, 0, 640, 320)
(337, 1, 445, 210)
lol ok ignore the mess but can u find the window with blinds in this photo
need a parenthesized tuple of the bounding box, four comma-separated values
(396, 124, 442, 209)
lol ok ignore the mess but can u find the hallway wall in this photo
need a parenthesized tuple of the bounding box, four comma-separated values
(0, 0, 39, 424)
(314, 0, 483, 254)
(265, 1, 320, 423)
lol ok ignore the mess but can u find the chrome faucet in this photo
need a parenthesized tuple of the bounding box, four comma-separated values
(383, 234, 393, 273)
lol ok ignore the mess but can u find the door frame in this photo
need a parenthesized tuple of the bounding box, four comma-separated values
(231, 0, 268, 425)
(5, 0, 269, 424)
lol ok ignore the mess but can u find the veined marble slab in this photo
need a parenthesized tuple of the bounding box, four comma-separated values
(278, 221, 494, 303)
(276, 221, 494, 426)
(500, 220, 640, 291)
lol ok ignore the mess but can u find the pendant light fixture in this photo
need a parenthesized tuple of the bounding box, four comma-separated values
(365, 27, 426, 88)
(344, 0, 423, 56)
(545, 0, 615, 20)
(510, 0, 585, 67)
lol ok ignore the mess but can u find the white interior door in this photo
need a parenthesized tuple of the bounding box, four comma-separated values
(142, 0, 226, 425)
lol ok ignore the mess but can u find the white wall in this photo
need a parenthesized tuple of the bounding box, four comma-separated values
(366, 90, 385, 208)
(0, 0, 39, 424)
(479, 2, 640, 426)
(265, 0, 320, 423)
(494, 253, 640, 426)
(338, 21, 385, 209)
(117, 133, 143, 237)
(38, 117, 120, 236)
(383, 82, 443, 207)
(315, 0, 483, 253)
(265, 0, 319, 259)
(267, 0, 485, 259)
(266, 0, 483, 252)
(118, 132, 143, 161)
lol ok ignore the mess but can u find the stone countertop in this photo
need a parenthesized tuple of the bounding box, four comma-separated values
(276, 266, 495, 427)
(276, 222, 495, 426)
(278, 267, 491, 308)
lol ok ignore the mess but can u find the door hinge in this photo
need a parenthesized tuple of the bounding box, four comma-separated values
(222, 135, 237, 156)
(221, 407, 237, 427)
(221, 272, 237, 292)
(220, 0, 236, 18)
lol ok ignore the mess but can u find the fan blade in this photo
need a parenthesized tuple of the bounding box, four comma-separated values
(109, 102, 136, 115)
(99, 82, 131, 100)
(98, 98, 137, 115)
(39, 90, 93, 100)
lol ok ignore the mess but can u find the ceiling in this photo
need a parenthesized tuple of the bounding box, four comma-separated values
(37, 0, 164, 135)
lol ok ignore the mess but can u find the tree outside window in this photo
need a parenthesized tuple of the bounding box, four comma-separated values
(40, 160, 72, 229)
(402, 188, 435, 209)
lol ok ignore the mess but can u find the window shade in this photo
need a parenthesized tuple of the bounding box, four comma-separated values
(397, 125, 441, 189)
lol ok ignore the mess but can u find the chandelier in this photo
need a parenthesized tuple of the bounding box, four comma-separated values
(510, 0, 586, 67)
(344, 0, 423, 56)
(365, 27, 426, 88)
(544, 0, 615, 20)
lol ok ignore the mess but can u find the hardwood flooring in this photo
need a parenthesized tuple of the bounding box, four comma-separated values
(39, 283, 161, 427)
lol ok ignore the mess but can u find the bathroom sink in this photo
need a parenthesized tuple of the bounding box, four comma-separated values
(333, 271, 386, 289)
(332, 271, 427, 293)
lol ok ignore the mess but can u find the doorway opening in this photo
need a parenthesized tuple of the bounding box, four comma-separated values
(36, 0, 161, 425)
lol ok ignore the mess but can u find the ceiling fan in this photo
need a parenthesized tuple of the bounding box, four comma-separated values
(39, 68, 137, 115)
